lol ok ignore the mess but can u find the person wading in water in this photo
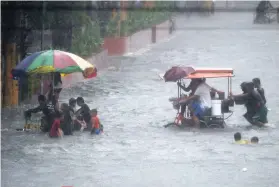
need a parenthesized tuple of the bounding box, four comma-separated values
(231, 82, 268, 127)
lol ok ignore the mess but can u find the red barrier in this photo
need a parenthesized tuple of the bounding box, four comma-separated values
(103, 20, 171, 56)
(103, 37, 128, 56)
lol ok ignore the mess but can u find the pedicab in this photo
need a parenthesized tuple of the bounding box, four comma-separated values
(11, 50, 97, 132)
(161, 66, 234, 128)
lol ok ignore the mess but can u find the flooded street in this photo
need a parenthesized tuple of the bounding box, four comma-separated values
(2, 13, 279, 187)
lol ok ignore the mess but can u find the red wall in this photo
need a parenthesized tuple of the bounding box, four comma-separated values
(103, 20, 171, 56)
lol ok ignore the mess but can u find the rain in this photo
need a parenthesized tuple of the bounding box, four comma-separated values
(1, 1, 279, 187)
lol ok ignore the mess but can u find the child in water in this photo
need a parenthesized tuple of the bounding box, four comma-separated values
(234, 132, 249, 144)
(234, 133, 259, 144)
(90, 109, 103, 135)
(251, 136, 259, 144)
(49, 111, 63, 138)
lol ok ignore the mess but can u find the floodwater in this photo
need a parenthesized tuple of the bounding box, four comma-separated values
(2, 13, 279, 187)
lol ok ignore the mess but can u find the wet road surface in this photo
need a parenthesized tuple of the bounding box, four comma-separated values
(2, 13, 279, 187)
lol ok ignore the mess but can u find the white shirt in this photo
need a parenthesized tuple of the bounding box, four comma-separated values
(194, 82, 212, 108)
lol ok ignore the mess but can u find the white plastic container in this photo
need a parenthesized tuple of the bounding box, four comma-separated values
(211, 100, 222, 116)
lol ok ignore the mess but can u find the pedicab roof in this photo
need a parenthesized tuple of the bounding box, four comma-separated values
(186, 67, 234, 79)
(163, 66, 233, 82)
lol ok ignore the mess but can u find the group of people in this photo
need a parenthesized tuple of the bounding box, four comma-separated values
(171, 77, 268, 128)
(234, 132, 259, 144)
(230, 78, 268, 127)
(24, 89, 103, 138)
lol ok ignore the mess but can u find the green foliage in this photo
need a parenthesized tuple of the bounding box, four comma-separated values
(70, 12, 103, 57)
(27, 75, 41, 98)
(105, 1, 173, 38)
(120, 4, 171, 37)
(120, 20, 129, 37)
(42, 3, 102, 57)
(105, 13, 120, 37)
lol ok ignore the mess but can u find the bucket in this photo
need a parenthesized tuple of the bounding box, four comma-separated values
(211, 99, 222, 116)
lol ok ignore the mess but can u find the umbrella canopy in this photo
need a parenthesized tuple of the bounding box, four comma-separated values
(163, 66, 195, 82)
(11, 50, 97, 78)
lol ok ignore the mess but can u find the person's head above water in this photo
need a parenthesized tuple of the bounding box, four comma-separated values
(76, 97, 85, 106)
(38, 95, 46, 105)
(91, 109, 98, 117)
(69, 98, 76, 107)
(251, 136, 259, 144)
(234, 132, 241, 141)
(252, 78, 261, 88)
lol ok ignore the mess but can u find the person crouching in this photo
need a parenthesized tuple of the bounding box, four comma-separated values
(90, 109, 103, 135)
(49, 111, 63, 138)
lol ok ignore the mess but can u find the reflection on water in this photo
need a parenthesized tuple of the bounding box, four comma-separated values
(2, 13, 279, 187)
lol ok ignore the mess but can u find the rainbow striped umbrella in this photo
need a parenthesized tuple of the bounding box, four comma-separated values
(11, 50, 97, 78)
